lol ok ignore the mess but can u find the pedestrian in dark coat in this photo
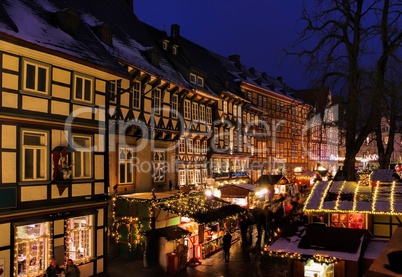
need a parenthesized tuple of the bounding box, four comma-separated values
(65, 259, 80, 277)
(222, 230, 232, 262)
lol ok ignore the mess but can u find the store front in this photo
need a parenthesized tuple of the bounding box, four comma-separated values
(0, 203, 106, 277)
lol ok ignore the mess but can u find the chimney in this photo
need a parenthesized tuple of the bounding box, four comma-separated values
(171, 24, 180, 38)
(277, 76, 283, 84)
(228, 54, 240, 63)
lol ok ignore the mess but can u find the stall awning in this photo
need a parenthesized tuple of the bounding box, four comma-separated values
(255, 175, 289, 186)
(145, 226, 191, 241)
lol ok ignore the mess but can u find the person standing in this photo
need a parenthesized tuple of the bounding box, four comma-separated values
(65, 259, 80, 277)
(222, 230, 232, 263)
(46, 258, 63, 277)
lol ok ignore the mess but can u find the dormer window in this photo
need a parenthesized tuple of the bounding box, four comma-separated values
(172, 45, 178, 55)
(190, 73, 204, 87)
(93, 22, 112, 46)
(163, 40, 169, 50)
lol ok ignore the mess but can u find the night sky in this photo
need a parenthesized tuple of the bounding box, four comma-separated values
(134, 0, 311, 90)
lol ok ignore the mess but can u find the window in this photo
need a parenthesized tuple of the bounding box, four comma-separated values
(195, 140, 201, 154)
(190, 73, 197, 84)
(22, 59, 50, 94)
(74, 74, 93, 103)
(66, 215, 94, 263)
(206, 107, 212, 124)
(233, 130, 238, 150)
(192, 103, 198, 120)
(109, 80, 119, 104)
(118, 148, 133, 184)
(179, 138, 185, 153)
(132, 80, 141, 109)
(179, 170, 186, 186)
(187, 139, 193, 154)
(195, 169, 201, 184)
(22, 130, 47, 181)
(184, 100, 191, 119)
(153, 89, 161, 115)
(171, 95, 178, 118)
(15, 222, 51, 277)
(196, 76, 204, 87)
(202, 140, 207, 154)
(163, 40, 168, 50)
(263, 97, 267, 108)
(72, 135, 92, 178)
(153, 150, 166, 182)
(202, 168, 208, 182)
(187, 170, 194, 184)
(233, 104, 237, 117)
(223, 101, 228, 114)
(200, 105, 206, 122)
(172, 45, 178, 55)
(258, 95, 262, 106)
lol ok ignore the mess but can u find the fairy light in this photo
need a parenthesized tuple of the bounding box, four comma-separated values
(318, 180, 332, 210)
(371, 181, 380, 213)
(390, 181, 396, 214)
(334, 181, 347, 211)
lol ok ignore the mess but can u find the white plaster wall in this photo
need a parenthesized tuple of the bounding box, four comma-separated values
(0, 223, 10, 247)
(72, 183, 91, 196)
(53, 220, 64, 236)
(21, 186, 47, 201)
(22, 95, 48, 113)
(2, 92, 18, 108)
(2, 152, 16, 183)
(2, 125, 16, 149)
(2, 54, 19, 71)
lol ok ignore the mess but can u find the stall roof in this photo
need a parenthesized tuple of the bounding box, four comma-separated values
(255, 175, 289, 186)
(121, 191, 246, 224)
(267, 224, 369, 262)
(219, 184, 260, 198)
(304, 180, 402, 215)
(145, 225, 191, 241)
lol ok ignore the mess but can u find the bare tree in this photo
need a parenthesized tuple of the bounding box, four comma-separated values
(288, 0, 402, 179)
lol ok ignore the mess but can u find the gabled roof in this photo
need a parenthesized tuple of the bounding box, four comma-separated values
(255, 175, 289, 186)
(0, 0, 127, 76)
(267, 224, 369, 262)
(371, 169, 400, 182)
(304, 179, 402, 215)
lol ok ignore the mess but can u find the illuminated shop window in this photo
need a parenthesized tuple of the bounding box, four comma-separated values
(304, 259, 334, 277)
(15, 222, 51, 277)
(331, 213, 365, 229)
(66, 215, 93, 263)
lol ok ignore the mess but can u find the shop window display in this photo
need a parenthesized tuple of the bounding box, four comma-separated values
(15, 222, 50, 277)
(304, 259, 334, 277)
(66, 216, 93, 263)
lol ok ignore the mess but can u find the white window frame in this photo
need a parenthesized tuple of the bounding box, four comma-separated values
(206, 107, 212, 124)
(118, 148, 134, 184)
(172, 45, 178, 55)
(233, 104, 237, 117)
(179, 170, 186, 186)
(184, 100, 191, 119)
(187, 139, 193, 154)
(190, 73, 197, 84)
(132, 80, 141, 109)
(223, 101, 228, 114)
(163, 40, 168, 50)
(192, 103, 199, 120)
(196, 76, 204, 87)
(202, 168, 208, 182)
(109, 80, 119, 104)
(66, 215, 94, 264)
(22, 59, 50, 95)
(195, 169, 201, 184)
(72, 135, 92, 179)
(202, 140, 207, 154)
(153, 88, 161, 115)
(15, 222, 51, 277)
(73, 73, 93, 103)
(179, 138, 185, 153)
(171, 95, 178, 118)
(187, 170, 194, 185)
(195, 140, 201, 154)
(22, 130, 48, 181)
(200, 105, 206, 122)
(153, 150, 166, 182)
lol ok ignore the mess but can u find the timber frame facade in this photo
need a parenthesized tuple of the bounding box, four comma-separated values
(0, 0, 316, 274)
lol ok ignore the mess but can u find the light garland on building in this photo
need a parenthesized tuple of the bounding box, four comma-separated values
(334, 181, 347, 211)
(371, 181, 380, 213)
(264, 250, 339, 265)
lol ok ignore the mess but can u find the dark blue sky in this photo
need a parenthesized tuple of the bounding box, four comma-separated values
(134, 0, 311, 90)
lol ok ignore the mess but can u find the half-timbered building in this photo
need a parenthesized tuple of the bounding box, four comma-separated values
(0, 0, 132, 275)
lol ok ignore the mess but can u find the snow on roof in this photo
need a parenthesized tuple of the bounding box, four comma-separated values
(304, 179, 402, 215)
